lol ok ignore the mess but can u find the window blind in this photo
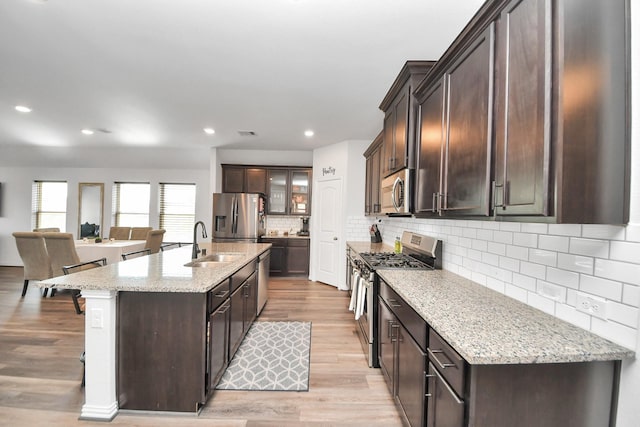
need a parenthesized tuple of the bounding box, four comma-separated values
(112, 182, 150, 227)
(32, 181, 68, 231)
(159, 183, 196, 243)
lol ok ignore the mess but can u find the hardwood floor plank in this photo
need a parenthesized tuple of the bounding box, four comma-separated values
(0, 267, 401, 426)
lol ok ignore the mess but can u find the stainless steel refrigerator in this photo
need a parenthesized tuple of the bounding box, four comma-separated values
(212, 193, 266, 242)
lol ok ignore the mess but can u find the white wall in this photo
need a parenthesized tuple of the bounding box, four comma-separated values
(0, 165, 210, 266)
(311, 140, 369, 287)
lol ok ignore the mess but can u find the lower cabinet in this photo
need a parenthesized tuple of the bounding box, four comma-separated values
(379, 280, 427, 427)
(117, 259, 260, 413)
(378, 279, 621, 427)
(260, 237, 309, 276)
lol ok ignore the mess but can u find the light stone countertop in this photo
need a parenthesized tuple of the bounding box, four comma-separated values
(376, 268, 635, 365)
(347, 241, 394, 254)
(37, 242, 271, 293)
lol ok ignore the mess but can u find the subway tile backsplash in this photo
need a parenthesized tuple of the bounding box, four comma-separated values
(347, 215, 640, 350)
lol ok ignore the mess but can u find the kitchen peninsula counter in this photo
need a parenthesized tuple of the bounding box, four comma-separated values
(39, 242, 271, 293)
(37, 242, 271, 421)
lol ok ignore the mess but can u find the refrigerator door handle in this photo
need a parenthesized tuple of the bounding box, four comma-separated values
(232, 195, 239, 235)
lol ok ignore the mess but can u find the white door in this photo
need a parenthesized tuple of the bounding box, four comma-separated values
(315, 178, 343, 287)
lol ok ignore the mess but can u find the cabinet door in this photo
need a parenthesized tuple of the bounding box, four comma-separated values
(371, 145, 382, 214)
(415, 78, 446, 215)
(229, 286, 245, 359)
(365, 154, 373, 215)
(222, 167, 245, 193)
(494, 0, 551, 216)
(246, 168, 267, 194)
(286, 239, 309, 276)
(443, 24, 494, 216)
(426, 363, 464, 427)
(208, 302, 230, 390)
(382, 112, 395, 177)
(244, 273, 257, 328)
(378, 299, 396, 396)
(397, 325, 426, 427)
(262, 238, 285, 275)
(290, 170, 311, 215)
(392, 90, 409, 174)
(267, 169, 288, 215)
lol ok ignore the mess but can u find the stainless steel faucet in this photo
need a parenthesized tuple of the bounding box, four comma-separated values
(192, 221, 208, 259)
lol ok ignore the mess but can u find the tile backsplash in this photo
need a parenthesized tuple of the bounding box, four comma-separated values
(347, 215, 640, 350)
(265, 216, 305, 235)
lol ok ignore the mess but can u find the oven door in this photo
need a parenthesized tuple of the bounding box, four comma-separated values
(381, 169, 412, 215)
(356, 274, 379, 368)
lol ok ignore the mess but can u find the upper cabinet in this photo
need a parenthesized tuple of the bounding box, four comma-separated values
(415, 25, 494, 217)
(411, 0, 629, 224)
(222, 165, 267, 194)
(379, 61, 435, 178)
(222, 165, 312, 216)
(266, 168, 312, 216)
(364, 132, 383, 216)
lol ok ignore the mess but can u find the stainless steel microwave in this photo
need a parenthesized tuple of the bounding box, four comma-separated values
(381, 169, 412, 215)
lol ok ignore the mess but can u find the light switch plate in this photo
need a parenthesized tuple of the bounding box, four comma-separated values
(90, 308, 104, 328)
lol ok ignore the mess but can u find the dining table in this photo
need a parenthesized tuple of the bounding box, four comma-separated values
(75, 239, 147, 265)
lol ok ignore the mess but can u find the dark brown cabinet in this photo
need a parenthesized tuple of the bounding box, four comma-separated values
(364, 132, 383, 216)
(493, 0, 551, 217)
(415, 24, 494, 217)
(379, 280, 427, 427)
(208, 300, 230, 391)
(267, 168, 312, 216)
(493, 0, 629, 223)
(222, 165, 268, 194)
(260, 237, 309, 277)
(379, 61, 434, 178)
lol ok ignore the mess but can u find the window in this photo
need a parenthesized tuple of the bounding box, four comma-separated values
(32, 181, 68, 231)
(159, 183, 196, 243)
(113, 182, 150, 227)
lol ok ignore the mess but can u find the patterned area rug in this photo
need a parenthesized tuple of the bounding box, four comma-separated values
(216, 321, 311, 391)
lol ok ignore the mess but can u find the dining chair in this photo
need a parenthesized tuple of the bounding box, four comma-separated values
(12, 232, 54, 297)
(121, 229, 166, 260)
(130, 226, 152, 240)
(33, 227, 60, 232)
(42, 232, 107, 314)
(108, 226, 131, 240)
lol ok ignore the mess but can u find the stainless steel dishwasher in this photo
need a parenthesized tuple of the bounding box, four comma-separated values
(257, 250, 270, 315)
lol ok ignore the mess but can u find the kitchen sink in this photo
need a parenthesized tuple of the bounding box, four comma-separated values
(184, 253, 244, 267)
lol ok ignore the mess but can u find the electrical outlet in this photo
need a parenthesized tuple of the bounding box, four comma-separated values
(576, 293, 608, 320)
(90, 308, 104, 328)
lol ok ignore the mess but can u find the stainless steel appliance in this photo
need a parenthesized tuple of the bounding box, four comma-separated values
(212, 193, 266, 242)
(257, 250, 270, 315)
(380, 168, 412, 215)
(347, 231, 442, 367)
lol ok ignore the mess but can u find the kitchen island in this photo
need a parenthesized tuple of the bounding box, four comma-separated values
(38, 242, 271, 421)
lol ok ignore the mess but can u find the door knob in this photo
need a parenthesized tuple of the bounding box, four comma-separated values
(333, 237, 338, 241)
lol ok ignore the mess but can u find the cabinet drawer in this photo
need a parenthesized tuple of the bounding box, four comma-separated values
(287, 238, 309, 247)
(231, 260, 256, 292)
(208, 279, 230, 313)
(380, 281, 427, 351)
(428, 329, 466, 398)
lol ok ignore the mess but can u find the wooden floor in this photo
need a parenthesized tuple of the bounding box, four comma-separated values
(0, 267, 402, 426)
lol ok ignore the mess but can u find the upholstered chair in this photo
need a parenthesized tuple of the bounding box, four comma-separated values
(42, 232, 106, 314)
(121, 229, 166, 260)
(12, 232, 54, 297)
(130, 227, 152, 240)
(108, 226, 131, 240)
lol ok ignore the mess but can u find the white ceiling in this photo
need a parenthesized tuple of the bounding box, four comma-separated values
(0, 0, 485, 153)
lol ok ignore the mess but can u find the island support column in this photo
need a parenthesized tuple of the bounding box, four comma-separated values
(79, 289, 118, 421)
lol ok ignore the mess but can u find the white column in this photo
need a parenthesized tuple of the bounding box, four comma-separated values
(79, 289, 118, 421)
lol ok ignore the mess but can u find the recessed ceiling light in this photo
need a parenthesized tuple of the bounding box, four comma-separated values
(81, 129, 94, 135)
(15, 105, 32, 113)
(304, 130, 314, 137)
(203, 127, 215, 135)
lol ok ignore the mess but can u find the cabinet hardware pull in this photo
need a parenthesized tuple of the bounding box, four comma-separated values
(390, 303, 401, 308)
(219, 304, 230, 314)
(431, 363, 464, 405)
(387, 319, 394, 338)
(214, 290, 229, 298)
(425, 393, 432, 398)
(428, 348, 456, 369)
(432, 192, 438, 213)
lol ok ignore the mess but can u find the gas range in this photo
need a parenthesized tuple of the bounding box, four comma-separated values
(358, 252, 432, 270)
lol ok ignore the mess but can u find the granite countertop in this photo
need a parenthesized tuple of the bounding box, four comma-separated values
(376, 269, 635, 365)
(347, 241, 394, 253)
(37, 242, 271, 293)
